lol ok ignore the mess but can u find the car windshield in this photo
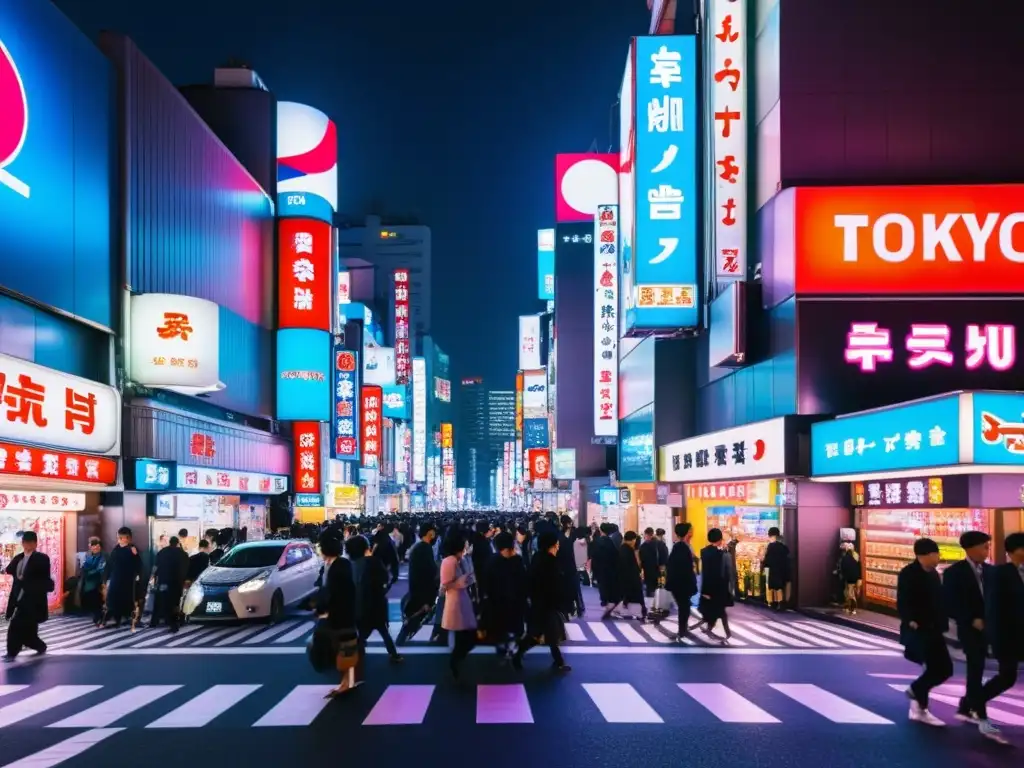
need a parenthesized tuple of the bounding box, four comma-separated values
(215, 545, 284, 568)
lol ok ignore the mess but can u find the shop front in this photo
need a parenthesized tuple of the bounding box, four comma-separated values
(811, 390, 1024, 613)
(659, 416, 814, 604)
(123, 401, 291, 554)
(0, 355, 121, 615)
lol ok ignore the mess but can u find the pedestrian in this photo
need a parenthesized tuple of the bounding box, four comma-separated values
(698, 528, 735, 643)
(79, 537, 107, 626)
(513, 529, 571, 673)
(439, 528, 477, 679)
(557, 516, 582, 617)
(102, 527, 143, 628)
(151, 535, 189, 631)
(593, 524, 621, 618)
(762, 527, 790, 610)
(186, 539, 211, 589)
(349, 535, 403, 663)
(942, 530, 992, 726)
(977, 531, 1024, 744)
(3, 531, 53, 662)
(897, 537, 952, 727)
(837, 543, 862, 614)
(666, 523, 698, 642)
(397, 523, 439, 644)
(639, 528, 662, 598)
(316, 533, 360, 698)
(617, 531, 647, 620)
(484, 531, 527, 657)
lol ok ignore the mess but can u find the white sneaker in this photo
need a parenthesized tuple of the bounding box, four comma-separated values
(979, 720, 1010, 745)
(909, 703, 946, 727)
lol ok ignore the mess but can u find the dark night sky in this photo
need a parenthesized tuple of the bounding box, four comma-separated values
(52, 0, 651, 389)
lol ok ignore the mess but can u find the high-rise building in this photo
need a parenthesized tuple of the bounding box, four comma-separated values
(457, 377, 488, 502)
(487, 391, 516, 500)
(337, 214, 432, 338)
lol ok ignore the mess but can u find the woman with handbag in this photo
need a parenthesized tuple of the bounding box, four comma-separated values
(439, 528, 477, 679)
(313, 534, 361, 699)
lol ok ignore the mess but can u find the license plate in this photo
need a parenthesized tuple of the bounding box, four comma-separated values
(205, 601, 223, 614)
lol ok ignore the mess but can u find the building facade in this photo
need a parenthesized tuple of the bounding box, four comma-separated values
(456, 377, 488, 503)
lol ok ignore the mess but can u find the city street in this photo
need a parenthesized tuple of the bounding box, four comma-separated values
(0, 637, 1019, 767)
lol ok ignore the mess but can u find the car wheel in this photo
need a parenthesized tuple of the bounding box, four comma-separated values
(269, 590, 285, 623)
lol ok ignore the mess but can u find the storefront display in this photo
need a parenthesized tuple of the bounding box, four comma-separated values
(0, 511, 65, 614)
(855, 506, 992, 606)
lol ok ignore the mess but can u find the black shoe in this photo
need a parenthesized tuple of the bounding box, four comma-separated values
(552, 663, 572, 673)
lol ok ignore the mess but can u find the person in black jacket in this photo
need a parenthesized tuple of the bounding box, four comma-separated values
(557, 516, 583, 617)
(699, 528, 734, 644)
(761, 527, 791, 610)
(3, 531, 53, 661)
(593, 525, 622, 618)
(617, 531, 647, 620)
(151, 536, 189, 631)
(316, 534, 360, 697)
(185, 540, 211, 587)
(397, 523, 439, 644)
(978, 532, 1024, 744)
(666, 523, 698, 642)
(103, 527, 143, 627)
(639, 528, 663, 598)
(897, 537, 952, 727)
(512, 530, 570, 673)
(350, 535, 402, 663)
(484, 532, 528, 656)
(941, 530, 992, 725)
(372, 530, 400, 589)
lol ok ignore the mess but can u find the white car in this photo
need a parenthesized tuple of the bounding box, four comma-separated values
(182, 540, 320, 622)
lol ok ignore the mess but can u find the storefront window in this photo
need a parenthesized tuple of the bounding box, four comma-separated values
(707, 506, 783, 600)
(0, 513, 65, 614)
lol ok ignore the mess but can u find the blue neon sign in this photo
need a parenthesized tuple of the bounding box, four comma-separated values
(973, 391, 1024, 466)
(811, 396, 961, 476)
(629, 34, 699, 331)
(381, 383, 408, 420)
(537, 229, 555, 300)
(332, 348, 360, 461)
(276, 328, 331, 421)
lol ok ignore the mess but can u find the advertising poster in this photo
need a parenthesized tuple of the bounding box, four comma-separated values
(363, 346, 396, 386)
(523, 417, 549, 449)
(276, 101, 338, 222)
(129, 293, 221, 393)
(276, 329, 331, 421)
(332, 349, 360, 461)
(594, 204, 619, 436)
(361, 385, 383, 469)
(394, 269, 411, 384)
(519, 315, 542, 370)
(293, 421, 322, 506)
(537, 228, 555, 300)
(278, 218, 332, 331)
(412, 357, 427, 482)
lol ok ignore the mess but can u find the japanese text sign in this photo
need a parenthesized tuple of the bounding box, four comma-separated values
(851, 477, 968, 509)
(0, 492, 86, 513)
(338, 271, 351, 305)
(659, 417, 787, 483)
(434, 377, 451, 403)
(538, 228, 555, 300)
(711, 0, 747, 280)
(129, 293, 220, 392)
(811, 396, 960, 477)
(685, 480, 776, 505)
(797, 299, 1024, 415)
(594, 204, 620, 436)
(441, 422, 453, 449)
(0, 352, 119, 455)
(0, 441, 117, 485)
(631, 35, 699, 330)
(394, 269, 411, 384)
(361, 385, 383, 469)
(278, 218, 332, 331)
(189, 432, 216, 459)
(293, 421, 322, 495)
(176, 465, 289, 494)
(519, 315, 542, 371)
(791, 184, 1024, 295)
(333, 350, 360, 461)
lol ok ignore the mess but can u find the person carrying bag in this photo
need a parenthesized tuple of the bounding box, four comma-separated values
(307, 533, 361, 698)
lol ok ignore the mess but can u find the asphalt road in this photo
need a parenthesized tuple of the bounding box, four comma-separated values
(0, 640, 1018, 767)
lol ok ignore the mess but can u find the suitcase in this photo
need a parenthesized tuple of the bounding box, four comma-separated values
(645, 588, 672, 623)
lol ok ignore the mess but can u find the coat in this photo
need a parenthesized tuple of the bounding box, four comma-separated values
(525, 551, 566, 640)
(639, 539, 662, 587)
(699, 545, 734, 620)
(405, 539, 439, 615)
(440, 555, 477, 631)
(617, 545, 645, 605)
(351, 555, 390, 629)
(942, 559, 989, 632)
(592, 535, 620, 604)
(4, 551, 53, 623)
(762, 540, 791, 590)
(986, 562, 1024, 662)
(315, 556, 357, 631)
(897, 559, 948, 663)
(483, 554, 527, 636)
(104, 543, 143, 613)
(666, 541, 697, 599)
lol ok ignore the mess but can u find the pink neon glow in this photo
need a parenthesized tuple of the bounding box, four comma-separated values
(844, 322, 894, 372)
(966, 324, 1017, 371)
(905, 323, 954, 369)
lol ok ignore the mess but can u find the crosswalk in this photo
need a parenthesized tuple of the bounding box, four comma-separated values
(0, 610, 905, 654)
(0, 678, 1020, 732)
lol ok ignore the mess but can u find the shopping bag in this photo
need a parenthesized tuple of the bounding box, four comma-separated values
(307, 623, 347, 674)
(652, 588, 673, 612)
(336, 633, 360, 672)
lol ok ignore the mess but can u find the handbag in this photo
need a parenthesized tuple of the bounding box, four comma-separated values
(335, 632, 360, 672)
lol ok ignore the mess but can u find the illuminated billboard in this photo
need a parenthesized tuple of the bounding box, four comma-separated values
(276, 101, 338, 223)
(555, 153, 618, 223)
(278, 218, 332, 332)
(537, 228, 555, 300)
(518, 315, 542, 370)
(394, 269, 411, 384)
(412, 357, 427, 482)
(594, 205, 619, 436)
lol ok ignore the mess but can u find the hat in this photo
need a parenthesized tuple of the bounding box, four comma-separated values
(913, 537, 940, 556)
(959, 530, 991, 550)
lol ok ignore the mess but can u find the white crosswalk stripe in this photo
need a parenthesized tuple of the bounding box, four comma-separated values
(9, 613, 907, 653)
(0, 680, 1002, 734)
(1, 727, 123, 768)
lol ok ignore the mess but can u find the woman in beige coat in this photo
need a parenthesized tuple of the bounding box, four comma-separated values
(439, 528, 477, 679)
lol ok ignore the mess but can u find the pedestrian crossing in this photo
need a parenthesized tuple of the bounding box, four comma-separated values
(0, 611, 906, 653)
(0, 678, 1020, 733)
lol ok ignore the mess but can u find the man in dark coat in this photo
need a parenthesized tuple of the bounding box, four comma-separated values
(617, 531, 646, 619)
(897, 537, 951, 727)
(484, 532, 528, 655)
(978, 532, 1024, 744)
(512, 530, 570, 673)
(349, 536, 402, 662)
(557, 516, 583, 616)
(639, 528, 663, 598)
(666, 522, 698, 642)
(699, 528, 734, 642)
(3, 531, 53, 661)
(103, 527, 143, 627)
(941, 530, 992, 724)
(397, 523, 439, 644)
(186, 539, 211, 586)
(151, 536, 190, 631)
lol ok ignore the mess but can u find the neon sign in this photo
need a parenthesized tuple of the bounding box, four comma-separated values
(0, 40, 29, 198)
(845, 322, 1016, 373)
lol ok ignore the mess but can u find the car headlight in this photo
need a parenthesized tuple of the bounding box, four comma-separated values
(237, 571, 271, 594)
